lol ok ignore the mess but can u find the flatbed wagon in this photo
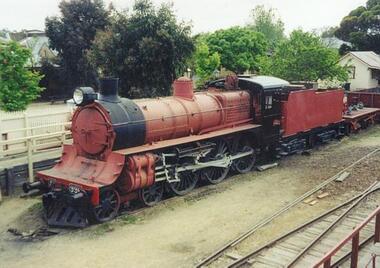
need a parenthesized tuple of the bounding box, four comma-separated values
(343, 107, 380, 132)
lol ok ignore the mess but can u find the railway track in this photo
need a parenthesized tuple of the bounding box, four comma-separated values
(227, 181, 380, 268)
(195, 148, 380, 267)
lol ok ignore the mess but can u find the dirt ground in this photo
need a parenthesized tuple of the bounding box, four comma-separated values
(0, 126, 380, 268)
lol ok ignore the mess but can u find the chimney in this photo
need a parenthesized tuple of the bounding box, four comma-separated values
(173, 77, 194, 99)
(99, 77, 120, 102)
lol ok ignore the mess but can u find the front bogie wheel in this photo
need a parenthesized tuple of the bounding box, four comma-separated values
(139, 183, 164, 206)
(92, 188, 120, 223)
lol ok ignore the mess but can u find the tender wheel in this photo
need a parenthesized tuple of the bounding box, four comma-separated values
(200, 139, 230, 184)
(169, 171, 199, 196)
(234, 145, 255, 174)
(139, 183, 164, 206)
(93, 188, 120, 223)
(308, 135, 316, 148)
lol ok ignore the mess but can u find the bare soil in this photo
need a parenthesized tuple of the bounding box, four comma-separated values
(0, 126, 380, 268)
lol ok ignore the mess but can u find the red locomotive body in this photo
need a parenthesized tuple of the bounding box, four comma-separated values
(33, 77, 261, 227)
(281, 89, 344, 137)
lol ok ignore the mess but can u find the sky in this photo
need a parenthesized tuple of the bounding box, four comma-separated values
(0, 0, 368, 34)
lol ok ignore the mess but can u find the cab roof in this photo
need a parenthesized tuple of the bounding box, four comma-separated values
(207, 75, 289, 92)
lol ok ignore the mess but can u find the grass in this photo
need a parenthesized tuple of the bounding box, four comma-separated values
(27, 201, 43, 212)
(119, 214, 138, 225)
(92, 223, 114, 235)
(90, 214, 139, 236)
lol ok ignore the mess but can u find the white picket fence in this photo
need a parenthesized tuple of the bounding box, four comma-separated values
(0, 104, 74, 181)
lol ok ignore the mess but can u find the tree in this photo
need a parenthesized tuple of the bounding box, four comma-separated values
(248, 5, 285, 49)
(204, 27, 268, 74)
(335, 0, 380, 53)
(260, 30, 348, 82)
(0, 41, 43, 111)
(88, 0, 194, 98)
(320, 26, 339, 38)
(193, 40, 221, 87)
(45, 0, 109, 92)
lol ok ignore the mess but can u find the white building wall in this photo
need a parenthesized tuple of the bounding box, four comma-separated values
(339, 55, 379, 91)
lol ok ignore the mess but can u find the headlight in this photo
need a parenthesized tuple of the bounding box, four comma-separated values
(73, 87, 97, 106)
(73, 89, 84, 105)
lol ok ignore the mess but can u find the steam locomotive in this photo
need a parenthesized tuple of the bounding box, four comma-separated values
(23, 75, 378, 227)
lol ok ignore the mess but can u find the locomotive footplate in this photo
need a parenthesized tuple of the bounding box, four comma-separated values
(42, 189, 91, 228)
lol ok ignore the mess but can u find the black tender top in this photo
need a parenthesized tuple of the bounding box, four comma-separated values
(208, 75, 289, 92)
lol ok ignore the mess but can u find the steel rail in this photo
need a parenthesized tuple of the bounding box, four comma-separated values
(286, 181, 379, 267)
(225, 190, 371, 267)
(227, 181, 379, 268)
(195, 148, 380, 268)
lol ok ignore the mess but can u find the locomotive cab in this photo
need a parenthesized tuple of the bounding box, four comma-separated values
(208, 75, 289, 151)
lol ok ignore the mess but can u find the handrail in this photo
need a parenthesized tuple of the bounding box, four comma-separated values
(0, 130, 71, 146)
(313, 205, 380, 268)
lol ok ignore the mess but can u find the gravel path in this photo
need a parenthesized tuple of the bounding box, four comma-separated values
(0, 126, 379, 268)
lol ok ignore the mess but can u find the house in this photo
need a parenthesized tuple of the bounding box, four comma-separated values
(19, 35, 57, 67)
(0, 30, 11, 43)
(339, 51, 380, 91)
(0, 29, 57, 67)
(18, 30, 57, 68)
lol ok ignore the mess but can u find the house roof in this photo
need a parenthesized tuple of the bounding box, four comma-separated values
(341, 51, 380, 70)
(207, 75, 290, 92)
(19, 36, 57, 67)
(0, 31, 11, 42)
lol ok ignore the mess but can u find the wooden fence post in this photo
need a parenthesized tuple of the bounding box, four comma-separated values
(32, 126, 36, 153)
(24, 112, 34, 182)
(27, 137, 34, 182)
(61, 123, 66, 145)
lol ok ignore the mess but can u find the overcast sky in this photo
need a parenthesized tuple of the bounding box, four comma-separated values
(0, 0, 367, 34)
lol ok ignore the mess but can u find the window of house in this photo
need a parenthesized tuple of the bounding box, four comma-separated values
(265, 95, 273, 110)
(371, 69, 380, 80)
(348, 66, 356, 79)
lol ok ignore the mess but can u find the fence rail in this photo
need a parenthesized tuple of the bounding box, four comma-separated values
(0, 124, 72, 182)
(0, 107, 73, 182)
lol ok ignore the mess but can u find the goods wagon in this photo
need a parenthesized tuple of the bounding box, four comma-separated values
(347, 88, 380, 108)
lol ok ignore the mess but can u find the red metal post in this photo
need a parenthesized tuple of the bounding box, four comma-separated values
(313, 206, 380, 268)
(351, 233, 360, 268)
(323, 258, 331, 268)
(375, 214, 380, 243)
